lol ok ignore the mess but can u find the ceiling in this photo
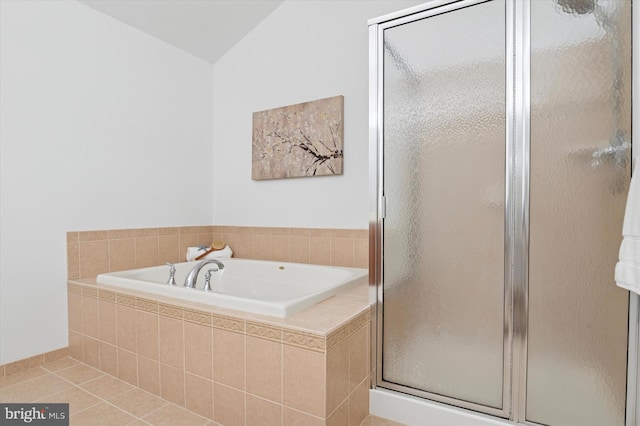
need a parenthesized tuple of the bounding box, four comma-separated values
(78, 0, 284, 64)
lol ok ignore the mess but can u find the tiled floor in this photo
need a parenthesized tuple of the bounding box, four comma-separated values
(0, 357, 405, 426)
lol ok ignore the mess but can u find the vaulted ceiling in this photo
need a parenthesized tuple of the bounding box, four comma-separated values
(78, 0, 284, 63)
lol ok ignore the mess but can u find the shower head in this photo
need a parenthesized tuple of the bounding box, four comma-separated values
(555, 0, 595, 15)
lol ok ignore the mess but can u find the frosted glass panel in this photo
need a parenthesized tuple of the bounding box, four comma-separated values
(527, 1, 631, 425)
(382, 0, 505, 409)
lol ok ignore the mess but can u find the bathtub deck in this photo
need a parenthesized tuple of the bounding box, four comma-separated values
(69, 274, 369, 337)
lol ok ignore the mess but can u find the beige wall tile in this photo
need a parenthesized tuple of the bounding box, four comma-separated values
(108, 229, 135, 239)
(67, 235, 80, 280)
(330, 229, 356, 239)
(69, 331, 83, 361)
(326, 339, 349, 415)
(246, 395, 282, 426)
(271, 235, 290, 262)
(271, 227, 291, 236)
(327, 400, 348, 426)
(159, 316, 184, 369)
(212, 329, 244, 390)
(310, 229, 331, 238)
(185, 373, 213, 420)
(117, 349, 138, 386)
(41, 357, 77, 373)
(290, 228, 310, 237)
(3, 354, 44, 376)
(290, 236, 310, 264)
(185, 322, 212, 379)
(353, 238, 369, 269)
(109, 238, 136, 272)
(160, 363, 185, 406)
(213, 383, 245, 426)
(83, 336, 100, 369)
(355, 230, 368, 239)
(253, 234, 271, 260)
(251, 227, 272, 235)
(68, 292, 82, 333)
(135, 236, 159, 268)
(310, 237, 331, 266)
(98, 300, 117, 345)
(82, 296, 99, 339)
(79, 231, 108, 241)
(197, 232, 214, 246)
(348, 377, 370, 426)
(330, 238, 354, 267)
(159, 227, 180, 236)
(283, 345, 325, 417)
(68, 225, 368, 271)
(179, 233, 199, 260)
(229, 232, 254, 259)
(246, 336, 281, 402)
(44, 348, 70, 363)
(99, 342, 118, 377)
(117, 305, 137, 352)
(135, 228, 159, 238)
(159, 234, 180, 264)
(79, 240, 109, 277)
(136, 311, 159, 360)
(283, 407, 324, 426)
(348, 325, 369, 393)
(138, 356, 160, 396)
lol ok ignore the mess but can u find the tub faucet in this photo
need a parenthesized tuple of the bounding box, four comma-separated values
(184, 259, 225, 288)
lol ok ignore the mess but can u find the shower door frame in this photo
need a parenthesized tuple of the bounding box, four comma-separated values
(368, 0, 639, 424)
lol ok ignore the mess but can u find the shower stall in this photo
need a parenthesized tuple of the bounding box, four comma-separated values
(368, 0, 635, 425)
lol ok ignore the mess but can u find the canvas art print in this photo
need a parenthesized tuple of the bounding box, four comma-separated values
(252, 95, 344, 180)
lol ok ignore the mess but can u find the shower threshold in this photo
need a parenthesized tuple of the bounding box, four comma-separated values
(370, 388, 514, 426)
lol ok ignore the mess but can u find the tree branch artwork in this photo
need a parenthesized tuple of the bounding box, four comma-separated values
(252, 95, 344, 180)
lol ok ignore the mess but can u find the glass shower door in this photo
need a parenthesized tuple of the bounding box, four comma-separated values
(376, 0, 633, 423)
(526, 1, 632, 424)
(381, 0, 508, 414)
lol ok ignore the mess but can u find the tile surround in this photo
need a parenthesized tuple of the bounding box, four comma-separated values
(67, 279, 371, 425)
(0, 348, 69, 377)
(61, 224, 372, 425)
(68, 225, 368, 279)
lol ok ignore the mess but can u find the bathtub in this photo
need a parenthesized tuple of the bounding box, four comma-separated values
(96, 258, 368, 318)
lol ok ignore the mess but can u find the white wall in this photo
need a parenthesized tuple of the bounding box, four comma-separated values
(0, 0, 213, 364)
(211, 0, 424, 229)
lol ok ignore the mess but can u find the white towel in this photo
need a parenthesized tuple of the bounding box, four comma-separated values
(186, 245, 233, 261)
(615, 159, 640, 295)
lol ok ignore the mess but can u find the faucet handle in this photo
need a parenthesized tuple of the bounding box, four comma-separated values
(203, 268, 217, 292)
(166, 263, 176, 286)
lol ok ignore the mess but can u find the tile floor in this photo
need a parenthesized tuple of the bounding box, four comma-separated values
(0, 357, 406, 425)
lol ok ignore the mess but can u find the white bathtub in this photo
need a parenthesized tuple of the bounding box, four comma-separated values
(96, 258, 368, 318)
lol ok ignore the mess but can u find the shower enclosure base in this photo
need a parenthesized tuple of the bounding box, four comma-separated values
(369, 389, 514, 426)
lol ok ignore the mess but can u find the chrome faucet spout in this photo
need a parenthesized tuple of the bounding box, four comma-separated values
(184, 259, 225, 288)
